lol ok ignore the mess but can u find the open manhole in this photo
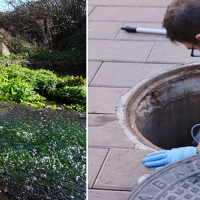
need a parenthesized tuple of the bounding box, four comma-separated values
(116, 62, 200, 150)
(128, 155, 200, 200)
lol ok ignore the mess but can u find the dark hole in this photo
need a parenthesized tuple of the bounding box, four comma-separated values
(137, 92, 200, 149)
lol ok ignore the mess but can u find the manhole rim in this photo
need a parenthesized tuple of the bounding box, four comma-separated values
(116, 62, 200, 151)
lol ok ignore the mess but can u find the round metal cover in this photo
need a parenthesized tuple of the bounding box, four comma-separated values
(128, 155, 200, 200)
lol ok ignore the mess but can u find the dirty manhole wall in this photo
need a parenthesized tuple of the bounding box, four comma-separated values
(126, 63, 200, 150)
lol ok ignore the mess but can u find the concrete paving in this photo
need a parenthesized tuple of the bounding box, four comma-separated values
(88, 0, 200, 199)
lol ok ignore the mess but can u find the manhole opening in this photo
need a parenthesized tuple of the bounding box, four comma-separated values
(126, 64, 200, 150)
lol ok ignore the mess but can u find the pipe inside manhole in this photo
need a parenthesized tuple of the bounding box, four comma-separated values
(118, 63, 200, 150)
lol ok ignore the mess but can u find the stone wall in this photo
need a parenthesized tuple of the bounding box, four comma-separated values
(3, 42, 10, 56)
(0, 35, 10, 56)
(0, 36, 2, 56)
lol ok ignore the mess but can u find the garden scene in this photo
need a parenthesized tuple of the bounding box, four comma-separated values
(0, 0, 86, 199)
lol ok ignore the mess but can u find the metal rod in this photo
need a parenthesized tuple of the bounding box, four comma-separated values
(121, 26, 167, 35)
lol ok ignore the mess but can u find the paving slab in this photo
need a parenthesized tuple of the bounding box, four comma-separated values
(88, 148, 109, 189)
(136, 0, 172, 7)
(88, 21, 124, 40)
(88, 87, 129, 114)
(88, 61, 102, 85)
(90, 62, 176, 88)
(88, 189, 131, 200)
(88, 114, 134, 148)
(88, 0, 139, 6)
(88, 40, 154, 62)
(148, 41, 200, 64)
(93, 149, 155, 190)
(89, 7, 166, 23)
(118, 22, 168, 41)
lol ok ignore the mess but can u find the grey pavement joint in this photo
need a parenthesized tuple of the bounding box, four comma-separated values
(88, 40, 155, 62)
(88, 114, 135, 148)
(89, 7, 166, 23)
(147, 41, 200, 64)
(88, 61, 102, 85)
(90, 62, 176, 88)
(88, 148, 109, 189)
(88, 0, 139, 6)
(93, 149, 155, 190)
(88, 87, 129, 114)
(88, 189, 131, 200)
(88, 6, 95, 15)
(88, 21, 124, 40)
(136, 0, 173, 7)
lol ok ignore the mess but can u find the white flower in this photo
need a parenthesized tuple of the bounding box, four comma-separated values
(16, 132, 21, 136)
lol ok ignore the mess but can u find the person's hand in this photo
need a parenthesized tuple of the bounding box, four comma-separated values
(142, 147, 196, 170)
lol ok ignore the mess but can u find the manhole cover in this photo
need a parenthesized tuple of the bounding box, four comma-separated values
(128, 155, 200, 200)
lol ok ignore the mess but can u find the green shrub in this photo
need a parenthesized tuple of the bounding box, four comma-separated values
(58, 86, 86, 105)
(0, 65, 86, 112)
(66, 75, 86, 87)
(0, 76, 45, 103)
(0, 47, 86, 63)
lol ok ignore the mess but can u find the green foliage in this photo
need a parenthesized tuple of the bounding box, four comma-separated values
(6, 37, 38, 56)
(0, 48, 86, 63)
(0, 65, 86, 112)
(33, 48, 85, 63)
(0, 115, 86, 198)
(0, 70, 8, 82)
(29, 48, 86, 63)
(0, 76, 45, 103)
(57, 85, 86, 105)
(63, 104, 85, 113)
(66, 75, 86, 86)
(0, 96, 10, 102)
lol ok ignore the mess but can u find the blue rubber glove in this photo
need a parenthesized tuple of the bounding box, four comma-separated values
(142, 147, 196, 170)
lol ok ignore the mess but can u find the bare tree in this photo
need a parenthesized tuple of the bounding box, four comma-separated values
(0, 0, 86, 51)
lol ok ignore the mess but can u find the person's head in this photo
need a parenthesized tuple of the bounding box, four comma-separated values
(163, 0, 200, 50)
